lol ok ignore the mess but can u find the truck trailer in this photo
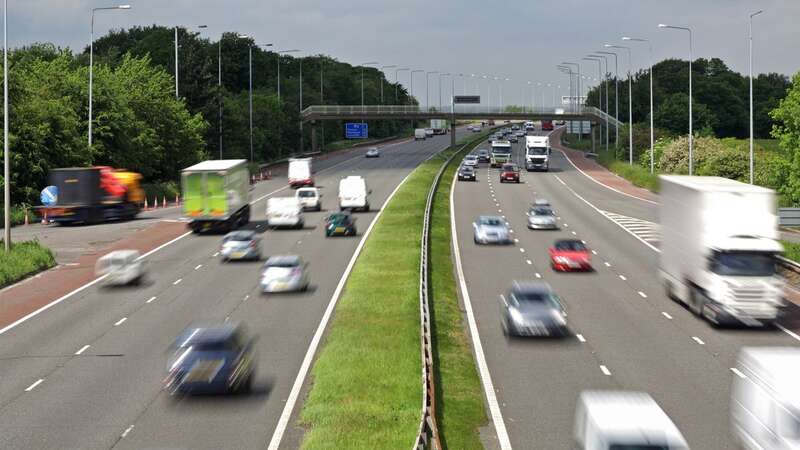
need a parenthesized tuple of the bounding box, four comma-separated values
(182, 159, 250, 233)
(430, 119, 448, 135)
(659, 175, 784, 327)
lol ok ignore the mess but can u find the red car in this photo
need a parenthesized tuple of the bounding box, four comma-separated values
(541, 120, 554, 131)
(549, 239, 592, 272)
(500, 164, 520, 183)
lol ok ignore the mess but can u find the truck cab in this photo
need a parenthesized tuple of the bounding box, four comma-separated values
(525, 135, 551, 171)
(490, 140, 513, 168)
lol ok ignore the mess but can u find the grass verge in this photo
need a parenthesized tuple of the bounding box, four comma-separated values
(298, 131, 491, 449)
(596, 150, 660, 192)
(0, 240, 56, 288)
(782, 240, 800, 263)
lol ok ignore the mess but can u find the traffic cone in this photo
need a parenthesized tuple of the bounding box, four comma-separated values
(41, 210, 47, 224)
(144, 197, 148, 210)
(153, 196, 158, 209)
(24, 210, 29, 226)
(163, 196, 167, 208)
(175, 194, 180, 205)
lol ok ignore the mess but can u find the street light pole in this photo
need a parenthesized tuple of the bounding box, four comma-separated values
(3, 0, 8, 251)
(380, 65, 396, 104)
(426, 71, 438, 111)
(439, 73, 450, 109)
(605, 44, 633, 165)
(659, 24, 693, 175)
(585, 57, 607, 153)
(277, 49, 300, 101)
(360, 61, 379, 108)
(246, 42, 272, 162)
(623, 37, 654, 173)
(749, 10, 764, 184)
(395, 68, 409, 103)
(89, 5, 131, 149)
(410, 69, 423, 106)
(597, 50, 619, 145)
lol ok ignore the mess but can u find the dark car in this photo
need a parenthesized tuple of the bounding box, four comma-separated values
(477, 149, 491, 163)
(508, 135, 519, 143)
(500, 164, 521, 183)
(500, 281, 568, 337)
(324, 212, 357, 237)
(458, 165, 477, 181)
(164, 323, 256, 395)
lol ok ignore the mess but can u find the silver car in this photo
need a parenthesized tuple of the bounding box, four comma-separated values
(527, 206, 558, 230)
(365, 147, 380, 158)
(260, 255, 310, 293)
(220, 231, 261, 261)
(463, 155, 479, 167)
(500, 281, 568, 337)
(473, 215, 512, 245)
(533, 198, 551, 208)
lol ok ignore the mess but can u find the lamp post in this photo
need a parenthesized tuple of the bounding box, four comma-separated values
(3, 0, 8, 251)
(659, 23, 693, 174)
(360, 61, 379, 108)
(588, 55, 610, 154)
(748, 10, 764, 184)
(584, 57, 607, 153)
(174, 25, 208, 99)
(89, 5, 132, 149)
(527, 81, 534, 111)
(439, 72, 450, 109)
(380, 65, 396, 104)
(605, 44, 633, 165)
(596, 50, 619, 145)
(277, 49, 300, 101)
(623, 37, 654, 173)
(246, 42, 272, 162)
(410, 69, 424, 106)
(395, 68, 409, 103)
(426, 71, 438, 110)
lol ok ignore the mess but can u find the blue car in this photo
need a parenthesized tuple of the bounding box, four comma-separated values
(164, 323, 256, 395)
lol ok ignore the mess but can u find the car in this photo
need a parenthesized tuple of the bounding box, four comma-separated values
(515, 131, 526, 137)
(541, 120, 554, 131)
(477, 149, 491, 163)
(96, 250, 144, 286)
(220, 230, 261, 261)
(549, 239, 593, 271)
(296, 187, 322, 211)
(425, 128, 434, 137)
(463, 154, 479, 167)
(365, 147, 380, 158)
(471, 125, 482, 132)
(458, 165, 477, 181)
(527, 206, 558, 230)
(532, 198, 551, 208)
(323, 212, 357, 237)
(260, 255, 310, 293)
(511, 125, 520, 131)
(499, 163, 520, 183)
(508, 135, 519, 143)
(164, 323, 256, 395)
(499, 281, 568, 337)
(473, 215, 512, 245)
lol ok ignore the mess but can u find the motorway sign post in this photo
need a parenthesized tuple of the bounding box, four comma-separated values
(345, 122, 368, 139)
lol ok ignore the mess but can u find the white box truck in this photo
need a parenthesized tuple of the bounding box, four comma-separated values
(338, 176, 371, 212)
(525, 135, 551, 172)
(414, 128, 427, 141)
(182, 159, 250, 233)
(288, 157, 314, 188)
(659, 175, 784, 327)
(732, 347, 800, 450)
(430, 119, 448, 135)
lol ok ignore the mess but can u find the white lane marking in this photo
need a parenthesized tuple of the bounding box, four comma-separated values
(74, 345, 90, 355)
(0, 231, 193, 337)
(194, 264, 203, 270)
(600, 365, 612, 376)
(225, 316, 230, 322)
(498, 209, 502, 213)
(535, 273, 542, 278)
(730, 368, 747, 379)
(556, 147, 658, 204)
(514, 238, 519, 243)
(526, 260, 532, 265)
(692, 336, 706, 345)
(619, 275, 627, 281)
(571, 231, 577, 235)
(553, 174, 661, 254)
(576, 334, 586, 343)
(213, 252, 220, 257)
(268, 157, 423, 450)
(581, 240, 587, 244)
(25, 379, 44, 392)
(557, 216, 562, 220)
(447, 171, 513, 450)
(591, 250, 597, 255)
(173, 279, 182, 286)
(244, 294, 250, 301)
(604, 262, 611, 267)
(121, 425, 134, 438)
(662, 312, 673, 320)
(509, 229, 514, 234)
(519, 248, 525, 253)
(777, 324, 800, 342)
(146, 296, 157, 304)
(114, 317, 127, 326)
(563, 223, 569, 227)
(638, 291, 648, 298)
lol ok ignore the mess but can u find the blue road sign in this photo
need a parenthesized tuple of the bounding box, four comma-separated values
(345, 123, 368, 139)
(41, 185, 58, 206)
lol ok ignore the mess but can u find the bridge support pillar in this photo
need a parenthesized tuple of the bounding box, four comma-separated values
(591, 123, 596, 153)
(310, 121, 318, 154)
(450, 120, 456, 147)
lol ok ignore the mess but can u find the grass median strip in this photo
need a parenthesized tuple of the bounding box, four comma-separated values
(299, 132, 490, 449)
(0, 240, 56, 288)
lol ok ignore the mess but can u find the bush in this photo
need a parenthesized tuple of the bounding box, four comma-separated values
(0, 205, 35, 227)
(141, 181, 180, 203)
(0, 240, 56, 288)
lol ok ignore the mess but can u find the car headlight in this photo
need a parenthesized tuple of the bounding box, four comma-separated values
(554, 256, 570, 264)
(509, 308, 524, 324)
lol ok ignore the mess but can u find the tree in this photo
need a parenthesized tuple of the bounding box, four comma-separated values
(653, 93, 717, 136)
(771, 72, 800, 204)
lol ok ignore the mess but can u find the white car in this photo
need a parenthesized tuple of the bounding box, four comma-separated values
(425, 128, 434, 137)
(365, 147, 380, 158)
(295, 187, 322, 211)
(96, 250, 144, 286)
(260, 255, 310, 293)
(463, 155, 479, 167)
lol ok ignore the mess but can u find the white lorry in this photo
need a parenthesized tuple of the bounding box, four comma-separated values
(414, 128, 427, 141)
(430, 119, 448, 135)
(525, 135, 551, 172)
(338, 176, 371, 212)
(288, 157, 314, 188)
(266, 197, 304, 229)
(659, 175, 784, 327)
(732, 347, 800, 450)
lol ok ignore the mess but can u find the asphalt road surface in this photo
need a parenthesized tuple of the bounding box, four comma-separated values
(0, 128, 471, 450)
(451, 128, 800, 449)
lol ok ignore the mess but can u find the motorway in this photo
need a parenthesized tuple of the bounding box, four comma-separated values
(0, 129, 468, 450)
(451, 128, 800, 449)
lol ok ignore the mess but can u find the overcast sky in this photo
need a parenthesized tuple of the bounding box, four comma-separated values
(7, 0, 799, 108)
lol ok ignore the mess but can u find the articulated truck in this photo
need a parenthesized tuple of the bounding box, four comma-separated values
(659, 175, 784, 327)
(40, 167, 143, 224)
(182, 159, 250, 233)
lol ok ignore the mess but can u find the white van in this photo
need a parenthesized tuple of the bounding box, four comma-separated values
(732, 347, 800, 449)
(338, 176, 371, 212)
(574, 390, 689, 450)
(288, 157, 314, 188)
(267, 197, 304, 228)
(295, 187, 322, 211)
(414, 129, 427, 140)
(96, 250, 144, 286)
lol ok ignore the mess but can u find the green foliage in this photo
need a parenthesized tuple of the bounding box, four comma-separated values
(597, 149, 659, 192)
(618, 123, 674, 162)
(771, 72, 800, 205)
(0, 240, 56, 288)
(141, 181, 180, 203)
(652, 93, 716, 136)
(782, 240, 800, 263)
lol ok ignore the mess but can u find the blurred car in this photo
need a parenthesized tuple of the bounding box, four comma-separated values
(473, 215, 512, 245)
(471, 125, 482, 132)
(508, 135, 519, 143)
(515, 131, 526, 137)
(500, 281, 568, 337)
(260, 255, 310, 293)
(220, 230, 262, 262)
(477, 149, 491, 163)
(458, 165, 477, 181)
(96, 250, 144, 286)
(463, 154, 479, 167)
(550, 239, 592, 271)
(532, 198, 551, 208)
(296, 187, 322, 211)
(541, 120, 554, 131)
(365, 147, 380, 158)
(511, 125, 520, 131)
(527, 206, 558, 230)
(425, 128, 434, 137)
(500, 164, 520, 183)
(323, 212, 357, 237)
(164, 323, 256, 395)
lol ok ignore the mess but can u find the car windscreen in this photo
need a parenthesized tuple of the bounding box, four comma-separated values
(225, 232, 253, 242)
(328, 215, 350, 225)
(531, 208, 553, 216)
(709, 252, 775, 277)
(266, 259, 300, 268)
(555, 241, 587, 251)
(297, 190, 316, 198)
(502, 165, 518, 172)
(528, 148, 547, 155)
(465, 156, 477, 161)
(460, 166, 474, 172)
(513, 291, 560, 309)
(479, 217, 503, 226)
(608, 445, 672, 450)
